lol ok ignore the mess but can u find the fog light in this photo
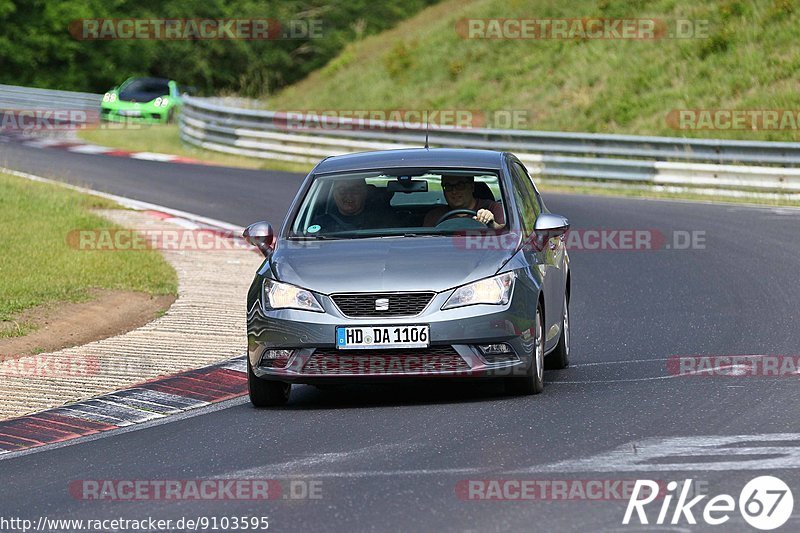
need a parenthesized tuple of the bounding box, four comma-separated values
(479, 343, 513, 355)
(259, 349, 294, 369)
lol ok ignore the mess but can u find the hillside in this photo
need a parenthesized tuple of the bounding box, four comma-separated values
(0, 0, 438, 96)
(268, 0, 800, 141)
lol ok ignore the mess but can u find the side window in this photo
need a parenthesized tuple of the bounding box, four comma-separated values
(508, 173, 529, 234)
(527, 167, 545, 208)
(513, 162, 542, 218)
(509, 161, 540, 233)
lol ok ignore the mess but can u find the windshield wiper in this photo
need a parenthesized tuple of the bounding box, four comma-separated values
(288, 232, 447, 240)
(347, 232, 446, 239)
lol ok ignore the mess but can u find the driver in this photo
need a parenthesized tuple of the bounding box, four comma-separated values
(310, 178, 380, 232)
(423, 175, 505, 229)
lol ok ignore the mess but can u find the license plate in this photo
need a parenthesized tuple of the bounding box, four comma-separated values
(119, 110, 141, 116)
(336, 325, 429, 349)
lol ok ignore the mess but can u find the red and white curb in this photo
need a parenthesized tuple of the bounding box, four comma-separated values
(2, 132, 213, 165)
(0, 357, 247, 456)
(0, 167, 260, 438)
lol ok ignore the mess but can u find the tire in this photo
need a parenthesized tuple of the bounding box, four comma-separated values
(166, 108, 175, 124)
(506, 303, 545, 395)
(545, 294, 570, 370)
(248, 358, 291, 407)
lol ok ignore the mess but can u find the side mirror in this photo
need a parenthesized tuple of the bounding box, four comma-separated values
(534, 213, 570, 237)
(243, 221, 275, 257)
(526, 213, 569, 252)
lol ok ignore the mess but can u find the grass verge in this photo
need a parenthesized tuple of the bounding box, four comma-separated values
(0, 171, 178, 338)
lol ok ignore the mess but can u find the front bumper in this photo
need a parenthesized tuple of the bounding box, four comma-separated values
(100, 103, 170, 124)
(248, 287, 537, 383)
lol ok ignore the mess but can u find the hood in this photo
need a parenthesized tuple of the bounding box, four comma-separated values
(269, 235, 518, 294)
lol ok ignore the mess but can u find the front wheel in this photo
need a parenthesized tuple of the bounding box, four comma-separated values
(248, 359, 291, 407)
(505, 303, 545, 395)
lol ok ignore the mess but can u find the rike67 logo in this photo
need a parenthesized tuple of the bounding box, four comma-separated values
(623, 476, 793, 530)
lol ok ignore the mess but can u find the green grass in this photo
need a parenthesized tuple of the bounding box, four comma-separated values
(77, 124, 312, 174)
(0, 172, 178, 337)
(266, 0, 800, 142)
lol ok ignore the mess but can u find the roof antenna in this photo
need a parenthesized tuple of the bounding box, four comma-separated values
(424, 114, 430, 150)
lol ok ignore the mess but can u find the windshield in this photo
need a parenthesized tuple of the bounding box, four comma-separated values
(118, 78, 170, 102)
(289, 169, 507, 239)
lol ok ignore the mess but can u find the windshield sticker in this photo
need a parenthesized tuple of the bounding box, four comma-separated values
(307, 224, 321, 233)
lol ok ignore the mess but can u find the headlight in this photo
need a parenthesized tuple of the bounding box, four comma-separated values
(263, 279, 323, 312)
(103, 93, 112, 102)
(154, 97, 169, 107)
(442, 272, 515, 310)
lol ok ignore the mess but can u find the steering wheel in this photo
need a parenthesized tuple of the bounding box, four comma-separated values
(435, 209, 481, 226)
(327, 212, 353, 229)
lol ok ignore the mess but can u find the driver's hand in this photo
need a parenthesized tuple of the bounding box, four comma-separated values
(474, 209, 494, 225)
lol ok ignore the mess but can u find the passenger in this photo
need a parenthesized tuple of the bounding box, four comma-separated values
(423, 175, 505, 229)
(310, 178, 380, 232)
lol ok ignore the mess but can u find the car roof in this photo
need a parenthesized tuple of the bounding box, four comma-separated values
(314, 148, 506, 174)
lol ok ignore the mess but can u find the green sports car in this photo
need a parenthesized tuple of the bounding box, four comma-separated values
(101, 77, 183, 124)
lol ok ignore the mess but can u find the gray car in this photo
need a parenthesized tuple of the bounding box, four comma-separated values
(243, 148, 571, 406)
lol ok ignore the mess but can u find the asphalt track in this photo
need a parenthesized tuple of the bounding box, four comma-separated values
(2, 139, 800, 532)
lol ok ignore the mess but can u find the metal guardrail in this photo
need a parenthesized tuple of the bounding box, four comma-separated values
(3, 85, 800, 193)
(0, 84, 102, 111)
(179, 96, 800, 192)
(0, 84, 103, 130)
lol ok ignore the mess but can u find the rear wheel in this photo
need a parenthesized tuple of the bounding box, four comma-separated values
(546, 294, 570, 370)
(506, 303, 544, 395)
(248, 358, 291, 407)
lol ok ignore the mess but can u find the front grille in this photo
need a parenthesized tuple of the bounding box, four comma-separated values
(331, 292, 435, 317)
(302, 347, 470, 375)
